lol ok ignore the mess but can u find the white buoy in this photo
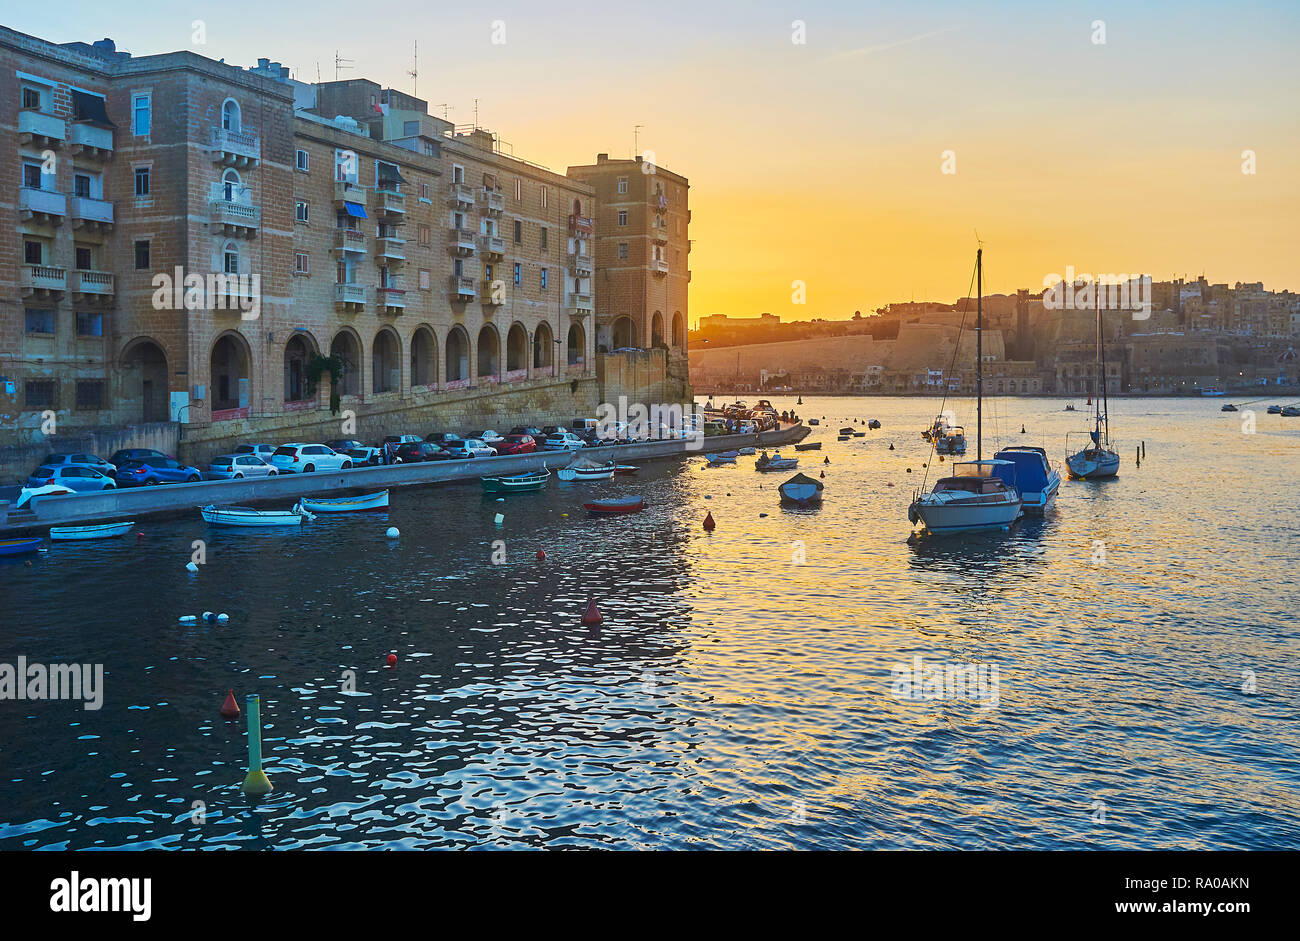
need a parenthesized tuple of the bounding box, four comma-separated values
(494, 513, 504, 526)
(185, 561, 199, 573)
(217, 613, 230, 624)
(179, 615, 196, 623)
(202, 611, 214, 621)
(386, 527, 400, 539)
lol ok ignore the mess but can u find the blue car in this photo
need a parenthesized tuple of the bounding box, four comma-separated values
(115, 456, 203, 487)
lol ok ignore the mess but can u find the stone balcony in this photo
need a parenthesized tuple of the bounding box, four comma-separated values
(375, 235, 406, 265)
(19, 110, 65, 148)
(19, 187, 66, 225)
(451, 228, 477, 256)
(69, 122, 113, 158)
(449, 182, 475, 208)
(70, 269, 115, 303)
(333, 228, 368, 254)
(478, 234, 505, 259)
(481, 281, 504, 306)
(651, 259, 669, 275)
(568, 293, 594, 315)
(21, 264, 67, 298)
(333, 180, 368, 206)
(449, 275, 476, 301)
(210, 126, 260, 167)
(480, 190, 505, 215)
(376, 285, 406, 313)
(334, 283, 366, 312)
(210, 199, 260, 237)
(69, 195, 114, 232)
(651, 226, 669, 244)
(568, 251, 593, 276)
(374, 188, 406, 219)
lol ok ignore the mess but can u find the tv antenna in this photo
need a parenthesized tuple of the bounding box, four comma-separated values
(334, 50, 353, 82)
(407, 41, 418, 96)
(634, 124, 644, 157)
(434, 103, 452, 120)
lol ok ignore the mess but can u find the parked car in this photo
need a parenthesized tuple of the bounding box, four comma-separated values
(393, 441, 455, 463)
(543, 431, 587, 451)
(37, 452, 118, 476)
(327, 439, 383, 466)
(27, 464, 117, 492)
(380, 434, 423, 464)
(115, 457, 203, 486)
(442, 437, 497, 459)
(233, 443, 277, 458)
(109, 448, 170, 468)
(207, 453, 278, 480)
(268, 443, 353, 474)
(508, 426, 545, 441)
(424, 432, 464, 449)
(493, 434, 538, 456)
(479, 430, 505, 445)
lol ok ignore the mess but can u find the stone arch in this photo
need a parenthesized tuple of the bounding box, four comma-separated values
(672, 311, 685, 349)
(567, 321, 585, 366)
(612, 316, 636, 350)
(411, 325, 437, 388)
(210, 330, 252, 414)
(477, 323, 501, 381)
(506, 321, 529, 374)
(329, 328, 362, 397)
(651, 311, 665, 347)
(120, 336, 169, 423)
(534, 321, 554, 370)
(284, 331, 318, 404)
(372, 327, 400, 394)
(446, 325, 470, 382)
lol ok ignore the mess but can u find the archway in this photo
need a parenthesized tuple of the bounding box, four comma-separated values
(329, 329, 361, 396)
(506, 322, 528, 377)
(411, 326, 437, 388)
(446, 326, 469, 383)
(284, 333, 316, 404)
(121, 338, 168, 422)
(534, 321, 554, 371)
(372, 328, 400, 393)
(477, 324, 500, 381)
(210, 332, 250, 414)
(567, 322, 585, 366)
(651, 311, 665, 348)
(672, 311, 685, 349)
(612, 316, 636, 350)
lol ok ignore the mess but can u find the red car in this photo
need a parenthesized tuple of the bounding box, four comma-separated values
(493, 434, 537, 455)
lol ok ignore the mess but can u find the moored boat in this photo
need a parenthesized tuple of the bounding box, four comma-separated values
(557, 459, 615, 481)
(992, 446, 1060, 515)
(1282, 405, 1300, 417)
(794, 441, 821, 451)
(480, 468, 550, 493)
(299, 490, 390, 512)
(1221, 403, 1238, 412)
(1267, 404, 1282, 414)
(1065, 293, 1120, 480)
(705, 453, 737, 465)
(0, 537, 43, 557)
(935, 426, 968, 454)
(755, 451, 798, 472)
(868, 419, 881, 429)
(778, 472, 824, 506)
(201, 503, 313, 526)
(583, 496, 645, 516)
(49, 521, 135, 541)
(613, 465, 640, 475)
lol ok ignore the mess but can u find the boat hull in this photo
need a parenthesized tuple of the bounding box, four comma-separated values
(481, 474, 548, 493)
(584, 497, 644, 515)
(910, 495, 1023, 534)
(49, 521, 135, 541)
(1065, 450, 1120, 479)
(0, 537, 43, 556)
(299, 490, 389, 512)
(201, 505, 305, 526)
(557, 466, 615, 481)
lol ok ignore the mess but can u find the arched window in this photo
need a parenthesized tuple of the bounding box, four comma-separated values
(222, 168, 241, 202)
(222, 99, 241, 133)
(222, 240, 240, 275)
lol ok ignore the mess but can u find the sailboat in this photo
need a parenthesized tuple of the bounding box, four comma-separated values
(1065, 289, 1120, 479)
(908, 249, 1024, 535)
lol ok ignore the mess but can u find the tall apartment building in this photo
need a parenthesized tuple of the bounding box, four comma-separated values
(1, 26, 601, 456)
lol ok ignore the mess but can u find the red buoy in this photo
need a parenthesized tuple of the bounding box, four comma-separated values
(820, 471, 825, 479)
(386, 653, 397, 666)
(581, 599, 603, 625)
(703, 511, 716, 531)
(536, 549, 546, 560)
(220, 689, 240, 718)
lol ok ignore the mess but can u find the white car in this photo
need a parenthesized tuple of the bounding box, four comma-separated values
(268, 443, 354, 473)
(208, 453, 278, 479)
(443, 438, 497, 459)
(543, 431, 587, 451)
(479, 429, 505, 445)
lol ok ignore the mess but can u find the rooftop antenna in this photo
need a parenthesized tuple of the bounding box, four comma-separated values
(334, 50, 353, 82)
(407, 41, 418, 96)
(634, 124, 644, 158)
(434, 103, 451, 119)
(474, 98, 479, 128)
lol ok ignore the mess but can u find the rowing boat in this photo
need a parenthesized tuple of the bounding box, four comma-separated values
(201, 503, 314, 526)
(794, 442, 821, 451)
(0, 537, 42, 557)
(557, 459, 615, 481)
(778, 473, 824, 506)
(49, 521, 135, 541)
(299, 490, 389, 512)
(481, 468, 550, 493)
(584, 496, 645, 515)
(613, 465, 640, 475)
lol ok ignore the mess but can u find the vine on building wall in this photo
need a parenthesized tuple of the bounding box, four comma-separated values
(306, 352, 345, 415)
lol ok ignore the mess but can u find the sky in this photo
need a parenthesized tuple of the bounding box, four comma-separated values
(13, 1, 1299, 324)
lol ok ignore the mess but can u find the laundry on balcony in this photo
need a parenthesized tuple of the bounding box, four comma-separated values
(71, 90, 114, 127)
(343, 201, 368, 218)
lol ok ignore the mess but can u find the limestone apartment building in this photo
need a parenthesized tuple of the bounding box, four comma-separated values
(1, 25, 694, 461)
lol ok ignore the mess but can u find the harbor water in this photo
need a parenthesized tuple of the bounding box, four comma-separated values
(1, 396, 1297, 849)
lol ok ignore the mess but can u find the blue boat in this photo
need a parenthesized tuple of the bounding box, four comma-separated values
(992, 446, 1061, 516)
(0, 537, 43, 557)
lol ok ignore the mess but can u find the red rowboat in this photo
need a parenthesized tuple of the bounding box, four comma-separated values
(583, 496, 644, 515)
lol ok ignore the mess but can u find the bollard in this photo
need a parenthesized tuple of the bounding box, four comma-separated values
(241, 694, 272, 796)
(1135, 446, 1140, 468)
(1142, 441, 1146, 458)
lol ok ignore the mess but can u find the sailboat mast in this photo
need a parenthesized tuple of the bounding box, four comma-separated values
(1095, 286, 1103, 438)
(976, 248, 983, 461)
(1100, 305, 1110, 446)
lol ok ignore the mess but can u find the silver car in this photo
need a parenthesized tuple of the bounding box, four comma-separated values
(26, 464, 117, 492)
(207, 453, 279, 479)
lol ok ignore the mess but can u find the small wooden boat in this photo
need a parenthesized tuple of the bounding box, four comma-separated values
(851, 431, 866, 438)
(50, 521, 135, 541)
(201, 503, 313, 526)
(613, 465, 640, 475)
(300, 490, 389, 512)
(0, 537, 43, 557)
(868, 419, 881, 429)
(808, 419, 819, 426)
(15, 484, 75, 508)
(481, 468, 549, 493)
(736, 447, 757, 455)
(584, 496, 645, 516)
(557, 459, 615, 481)
(778, 473, 824, 506)
(838, 427, 854, 436)
(705, 452, 737, 465)
(794, 442, 821, 451)
(755, 453, 799, 472)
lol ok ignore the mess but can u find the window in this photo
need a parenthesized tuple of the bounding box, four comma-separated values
(418, 268, 431, 291)
(618, 210, 628, 226)
(135, 240, 150, 270)
(76, 380, 105, 410)
(617, 177, 628, 194)
(132, 93, 150, 136)
(134, 167, 150, 196)
(295, 252, 309, 274)
(223, 242, 239, 274)
(540, 227, 548, 251)
(513, 220, 522, 244)
(540, 268, 548, 290)
(453, 165, 464, 184)
(417, 224, 431, 247)
(25, 309, 55, 334)
(296, 149, 310, 172)
(22, 85, 42, 109)
(514, 178, 521, 201)
(453, 258, 463, 277)
(618, 242, 628, 260)
(75, 246, 93, 270)
(420, 182, 430, 200)
(403, 120, 419, 136)
(22, 162, 43, 189)
(540, 186, 548, 209)
(25, 380, 56, 409)
(76, 312, 103, 336)
(334, 149, 358, 183)
(295, 200, 309, 223)
(74, 173, 92, 198)
(24, 240, 43, 265)
(513, 263, 522, 285)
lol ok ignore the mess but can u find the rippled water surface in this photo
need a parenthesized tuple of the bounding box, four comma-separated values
(2, 396, 1297, 849)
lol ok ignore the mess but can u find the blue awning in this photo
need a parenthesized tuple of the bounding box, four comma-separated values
(343, 201, 368, 218)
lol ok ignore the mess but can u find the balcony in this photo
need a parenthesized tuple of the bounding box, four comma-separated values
(568, 251, 593, 276)
(334, 283, 366, 312)
(478, 234, 505, 259)
(21, 264, 67, 298)
(210, 126, 260, 167)
(374, 188, 406, 219)
(210, 199, 260, 237)
(69, 195, 115, 232)
(568, 293, 594, 315)
(651, 226, 669, 244)
(568, 213, 594, 235)
(19, 110, 65, 148)
(333, 228, 368, 254)
(481, 282, 504, 306)
(451, 228, 477, 256)
(651, 259, 669, 276)
(333, 181, 368, 206)
(449, 275, 476, 301)
(19, 187, 66, 225)
(69, 122, 113, 158)
(375, 235, 406, 265)
(376, 285, 406, 313)
(480, 189, 504, 215)
(70, 269, 115, 302)
(449, 182, 475, 208)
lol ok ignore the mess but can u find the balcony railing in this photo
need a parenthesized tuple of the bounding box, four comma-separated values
(568, 251, 593, 275)
(21, 264, 67, 296)
(376, 285, 407, 311)
(69, 122, 113, 157)
(449, 275, 476, 300)
(19, 187, 66, 223)
(481, 282, 504, 305)
(333, 181, 367, 205)
(651, 259, 669, 275)
(333, 228, 368, 253)
(651, 226, 669, 244)
(479, 234, 505, 258)
(451, 228, 477, 255)
(210, 199, 261, 236)
(449, 182, 476, 207)
(70, 269, 115, 299)
(19, 110, 65, 146)
(210, 126, 260, 167)
(334, 283, 367, 309)
(69, 195, 114, 230)
(481, 190, 505, 214)
(504, 368, 527, 382)
(374, 188, 406, 217)
(375, 235, 406, 263)
(568, 293, 594, 313)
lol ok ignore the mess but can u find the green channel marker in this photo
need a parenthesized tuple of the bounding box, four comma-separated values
(241, 693, 272, 795)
